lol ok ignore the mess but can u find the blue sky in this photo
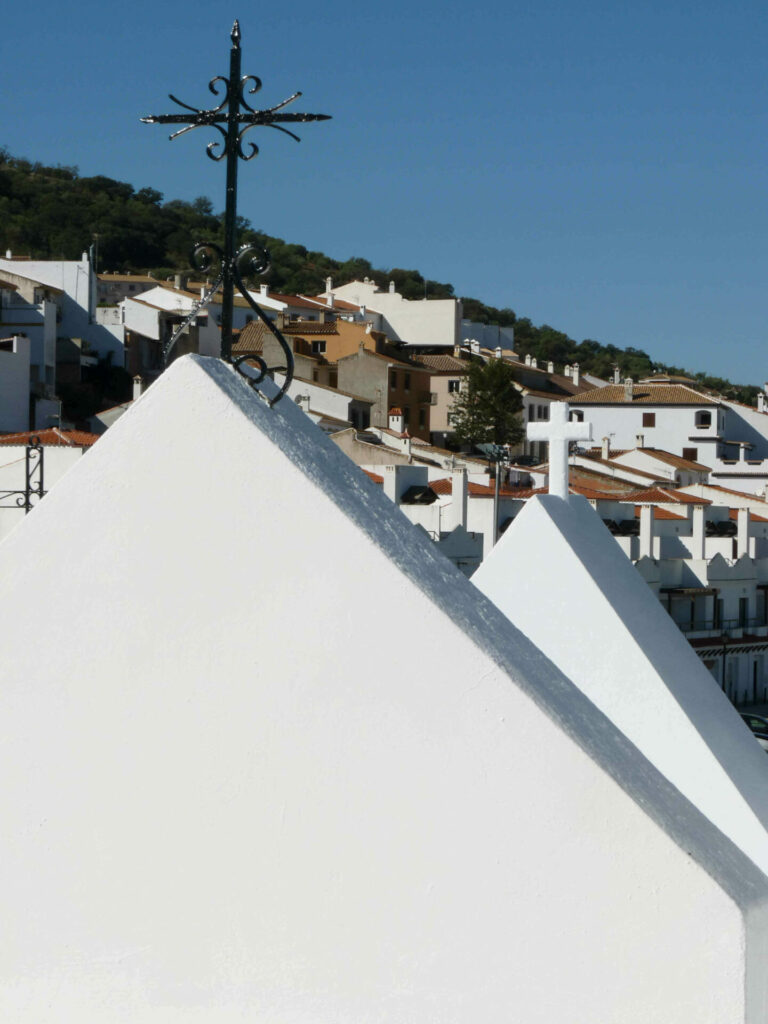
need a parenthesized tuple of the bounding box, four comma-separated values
(3, 0, 768, 384)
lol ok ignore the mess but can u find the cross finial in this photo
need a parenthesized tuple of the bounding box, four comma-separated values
(231, 20, 241, 46)
(527, 402, 592, 501)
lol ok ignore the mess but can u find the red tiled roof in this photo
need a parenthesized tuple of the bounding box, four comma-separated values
(624, 487, 711, 505)
(413, 354, 468, 372)
(573, 384, 719, 406)
(0, 428, 99, 447)
(282, 321, 338, 336)
(635, 448, 711, 472)
(728, 509, 768, 524)
(429, 477, 533, 498)
(362, 469, 383, 485)
(633, 506, 687, 521)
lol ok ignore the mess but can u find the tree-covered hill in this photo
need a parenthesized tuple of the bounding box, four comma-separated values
(0, 149, 757, 404)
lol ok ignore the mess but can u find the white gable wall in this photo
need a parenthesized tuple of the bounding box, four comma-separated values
(473, 493, 768, 880)
(0, 358, 767, 1021)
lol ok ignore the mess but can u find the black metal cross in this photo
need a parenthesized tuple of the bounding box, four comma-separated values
(141, 19, 331, 404)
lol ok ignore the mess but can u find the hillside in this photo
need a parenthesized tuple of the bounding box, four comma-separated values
(0, 149, 757, 404)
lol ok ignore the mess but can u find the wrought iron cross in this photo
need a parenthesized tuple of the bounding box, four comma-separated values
(141, 20, 331, 404)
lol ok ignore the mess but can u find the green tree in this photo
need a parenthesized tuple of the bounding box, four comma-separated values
(450, 359, 524, 447)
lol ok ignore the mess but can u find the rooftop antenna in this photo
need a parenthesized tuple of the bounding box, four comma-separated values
(142, 20, 331, 405)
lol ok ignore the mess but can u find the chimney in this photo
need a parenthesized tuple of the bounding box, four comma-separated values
(452, 469, 468, 529)
(174, 272, 188, 291)
(759, 393, 766, 414)
(326, 276, 333, 294)
(5, 249, 11, 259)
(495, 346, 502, 359)
(388, 407, 405, 433)
(691, 505, 705, 559)
(737, 507, 750, 558)
(389, 280, 395, 294)
(624, 378, 634, 402)
(132, 376, 145, 402)
(547, 360, 554, 374)
(531, 357, 538, 369)
(525, 353, 532, 366)
(295, 394, 311, 413)
(639, 505, 653, 559)
(601, 436, 610, 460)
(613, 365, 621, 384)
(326, 292, 334, 308)
(259, 283, 268, 297)
(636, 434, 645, 448)
(470, 339, 480, 355)
(572, 362, 580, 386)
(564, 364, 571, 378)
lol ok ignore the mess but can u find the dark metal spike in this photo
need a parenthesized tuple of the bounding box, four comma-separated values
(231, 20, 241, 45)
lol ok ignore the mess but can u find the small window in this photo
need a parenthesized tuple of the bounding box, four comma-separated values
(682, 447, 698, 463)
(570, 410, 584, 422)
(390, 371, 397, 390)
(448, 379, 461, 393)
(642, 412, 655, 427)
(404, 372, 411, 392)
(418, 409, 426, 429)
(311, 340, 326, 355)
(695, 410, 712, 428)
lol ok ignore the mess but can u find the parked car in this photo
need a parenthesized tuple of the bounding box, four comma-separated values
(740, 714, 768, 751)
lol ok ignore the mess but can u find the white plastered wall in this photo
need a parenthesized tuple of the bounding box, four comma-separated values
(0, 358, 766, 1022)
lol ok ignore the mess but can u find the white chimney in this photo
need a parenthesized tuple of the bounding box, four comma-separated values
(613, 365, 621, 384)
(452, 469, 468, 529)
(525, 353, 532, 366)
(5, 249, 11, 259)
(470, 339, 480, 355)
(691, 505, 705, 560)
(759, 393, 767, 414)
(624, 378, 634, 402)
(495, 346, 502, 359)
(639, 505, 653, 559)
(389, 280, 395, 294)
(564, 364, 571, 378)
(388, 407, 405, 433)
(259, 283, 268, 297)
(531, 357, 538, 369)
(132, 376, 145, 402)
(572, 363, 580, 386)
(737, 507, 750, 558)
(326, 293, 334, 308)
(326, 276, 333, 294)
(636, 434, 645, 448)
(601, 437, 610, 460)
(547, 360, 554, 373)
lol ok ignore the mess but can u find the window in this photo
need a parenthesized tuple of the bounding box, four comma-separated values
(570, 410, 584, 422)
(404, 372, 411, 392)
(714, 598, 723, 630)
(739, 597, 749, 627)
(311, 340, 326, 355)
(695, 411, 712, 428)
(642, 412, 656, 427)
(448, 379, 461, 393)
(390, 371, 397, 390)
(682, 448, 698, 463)
(418, 409, 426, 429)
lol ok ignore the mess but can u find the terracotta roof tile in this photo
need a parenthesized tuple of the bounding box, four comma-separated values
(635, 448, 710, 472)
(573, 384, 719, 406)
(0, 428, 99, 447)
(624, 486, 711, 505)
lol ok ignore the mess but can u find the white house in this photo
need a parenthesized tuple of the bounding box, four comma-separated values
(0, 252, 124, 364)
(326, 277, 461, 349)
(571, 380, 768, 494)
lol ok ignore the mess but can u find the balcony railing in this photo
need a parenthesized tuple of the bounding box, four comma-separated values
(677, 617, 768, 635)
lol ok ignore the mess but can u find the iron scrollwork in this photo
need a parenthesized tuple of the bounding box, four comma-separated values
(142, 20, 331, 406)
(0, 436, 45, 514)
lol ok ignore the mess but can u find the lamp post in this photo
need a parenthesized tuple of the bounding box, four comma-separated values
(142, 20, 330, 404)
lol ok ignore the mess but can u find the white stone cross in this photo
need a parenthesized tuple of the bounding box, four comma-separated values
(527, 402, 592, 500)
